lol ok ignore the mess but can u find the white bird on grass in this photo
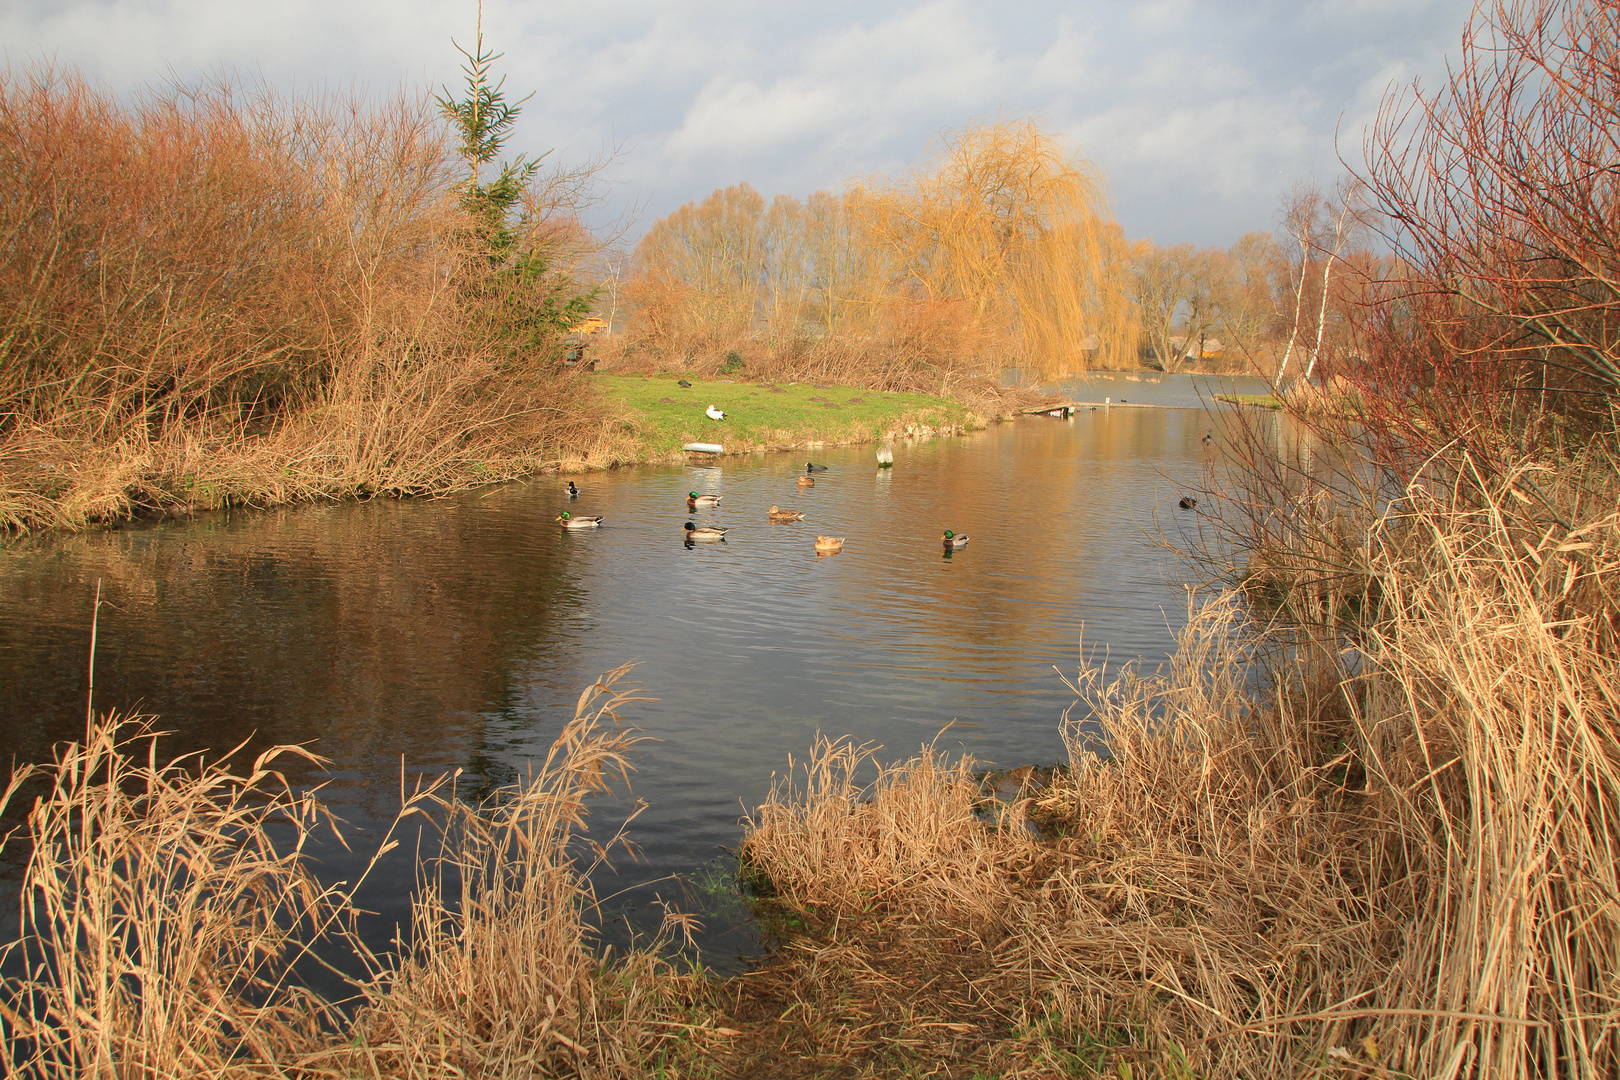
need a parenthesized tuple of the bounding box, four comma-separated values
(705, 404, 726, 421)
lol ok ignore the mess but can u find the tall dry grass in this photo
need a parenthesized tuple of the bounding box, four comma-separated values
(737, 457, 1620, 1077)
(0, 67, 621, 535)
(0, 665, 708, 1080)
(344, 665, 709, 1079)
(0, 715, 363, 1076)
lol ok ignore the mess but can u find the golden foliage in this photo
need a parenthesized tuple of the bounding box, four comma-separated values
(627, 118, 1136, 379)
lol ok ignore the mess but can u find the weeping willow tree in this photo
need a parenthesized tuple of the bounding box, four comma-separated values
(861, 118, 1136, 377)
(628, 117, 1134, 377)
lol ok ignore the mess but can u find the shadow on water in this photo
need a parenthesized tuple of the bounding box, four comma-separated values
(0, 374, 1272, 975)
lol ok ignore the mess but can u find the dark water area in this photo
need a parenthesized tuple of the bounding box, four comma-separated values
(0, 373, 1269, 972)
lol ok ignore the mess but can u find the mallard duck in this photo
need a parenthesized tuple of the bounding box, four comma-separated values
(566, 481, 580, 497)
(805, 461, 828, 472)
(687, 491, 722, 507)
(683, 521, 728, 540)
(767, 505, 806, 522)
(1178, 496, 1197, 510)
(797, 475, 815, 487)
(705, 404, 726, 420)
(557, 511, 603, 528)
(942, 529, 969, 548)
(814, 535, 844, 553)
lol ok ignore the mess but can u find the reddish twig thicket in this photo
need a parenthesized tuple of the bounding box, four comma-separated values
(1355, 0, 1620, 457)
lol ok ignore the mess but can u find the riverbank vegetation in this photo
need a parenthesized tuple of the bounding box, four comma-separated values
(0, 39, 642, 536)
(650, 4, 1620, 1070)
(0, 61, 1047, 537)
(6, 1, 1620, 1077)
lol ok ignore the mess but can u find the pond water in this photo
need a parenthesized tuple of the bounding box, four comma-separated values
(0, 373, 1267, 970)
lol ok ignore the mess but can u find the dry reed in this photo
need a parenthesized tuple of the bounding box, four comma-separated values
(734, 458, 1620, 1078)
(0, 715, 365, 1077)
(339, 663, 713, 1079)
(0, 665, 713, 1080)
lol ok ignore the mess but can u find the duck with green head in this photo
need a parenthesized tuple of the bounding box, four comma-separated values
(683, 521, 728, 540)
(942, 529, 969, 548)
(687, 491, 722, 508)
(558, 511, 603, 528)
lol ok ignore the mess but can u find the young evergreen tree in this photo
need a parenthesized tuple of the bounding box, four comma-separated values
(438, 23, 595, 356)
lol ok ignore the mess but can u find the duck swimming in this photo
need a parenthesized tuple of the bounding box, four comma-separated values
(797, 475, 815, 487)
(767, 505, 806, 522)
(806, 462, 829, 472)
(687, 491, 722, 508)
(814, 535, 844, 553)
(1178, 497, 1197, 510)
(557, 511, 602, 528)
(683, 521, 728, 540)
(566, 481, 580, 497)
(942, 529, 969, 548)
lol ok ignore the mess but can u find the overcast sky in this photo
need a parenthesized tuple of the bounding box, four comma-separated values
(5, 0, 1472, 250)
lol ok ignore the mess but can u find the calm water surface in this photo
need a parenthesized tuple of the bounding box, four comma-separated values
(0, 374, 1264, 967)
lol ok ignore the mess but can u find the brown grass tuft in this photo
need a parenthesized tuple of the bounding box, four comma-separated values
(0, 714, 362, 1076)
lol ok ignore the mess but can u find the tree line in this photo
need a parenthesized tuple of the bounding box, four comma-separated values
(619, 123, 1385, 382)
(623, 119, 1136, 382)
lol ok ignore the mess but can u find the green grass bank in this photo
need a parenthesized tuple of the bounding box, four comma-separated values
(587, 372, 981, 465)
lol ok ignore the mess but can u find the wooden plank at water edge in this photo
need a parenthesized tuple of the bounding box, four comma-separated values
(683, 441, 723, 464)
(1024, 399, 1169, 413)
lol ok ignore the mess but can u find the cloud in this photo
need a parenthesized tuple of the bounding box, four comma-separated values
(2, 0, 1475, 247)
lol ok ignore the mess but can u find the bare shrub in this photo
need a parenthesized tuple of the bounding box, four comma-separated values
(0, 67, 615, 534)
(1355, 0, 1620, 458)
